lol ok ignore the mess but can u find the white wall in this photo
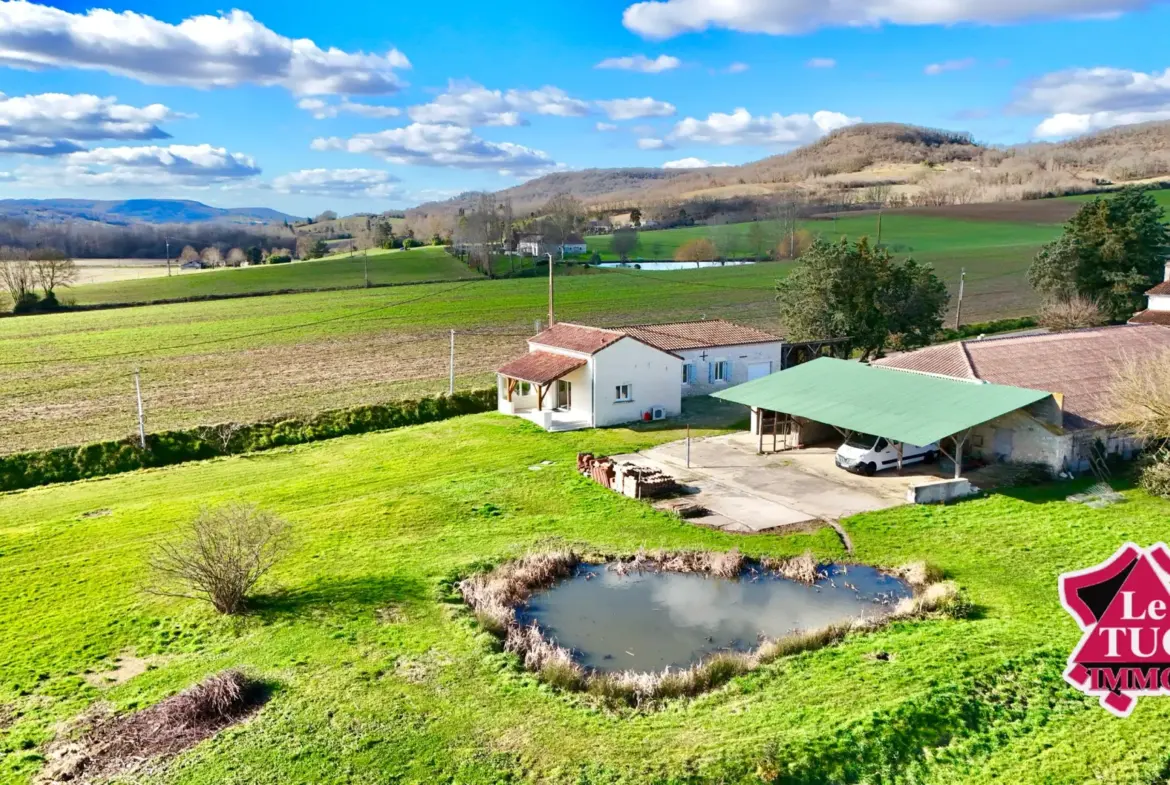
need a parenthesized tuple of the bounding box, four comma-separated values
(1148, 293, 1170, 312)
(678, 342, 784, 397)
(591, 338, 682, 427)
(496, 362, 593, 417)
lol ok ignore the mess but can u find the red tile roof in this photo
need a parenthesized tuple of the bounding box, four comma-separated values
(617, 320, 781, 352)
(1147, 280, 1170, 295)
(1131, 309, 1170, 326)
(528, 323, 625, 354)
(873, 342, 976, 380)
(497, 351, 586, 385)
(876, 325, 1170, 430)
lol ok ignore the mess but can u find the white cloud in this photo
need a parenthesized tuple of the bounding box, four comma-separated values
(598, 97, 677, 120)
(312, 123, 558, 175)
(663, 157, 730, 168)
(0, 92, 184, 156)
(595, 54, 681, 73)
(671, 107, 859, 146)
(622, 0, 1151, 38)
(637, 137, 671, 150)
(725, 62, 750, 73)
(925, 58, 976, 75)
(297, 98, 401, 119)
(14, 143, 261, 187)
(408, 81, 589, 127)
(1013, 66, 1170, 138)
(806, 58, 837, 69)
(270, 168, 402, 198)
(0, 1, 410, 96)
(596, 122, 619, 132)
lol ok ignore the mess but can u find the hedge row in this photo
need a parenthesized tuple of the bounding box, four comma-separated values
(0, 388, 496, 493)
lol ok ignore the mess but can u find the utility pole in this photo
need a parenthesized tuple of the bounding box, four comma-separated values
(363, 250, 369, 288)
(546, 252, 555, 326)
(954, 268, 967, 331)
(449, 329, 455, 395)
(165, 237, 171, 277)
(133, 369, 147, 449)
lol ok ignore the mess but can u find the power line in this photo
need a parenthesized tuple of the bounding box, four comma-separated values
(0, 280, 481, 368)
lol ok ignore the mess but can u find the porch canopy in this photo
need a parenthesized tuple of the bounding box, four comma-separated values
(711, 357, 1054, 476)
(497, 351, 585, 408)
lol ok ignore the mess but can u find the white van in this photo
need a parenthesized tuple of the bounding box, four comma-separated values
(835, 433, 939, 476)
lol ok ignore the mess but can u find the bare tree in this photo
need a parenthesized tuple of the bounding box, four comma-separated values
(541, 193, 585, 259)
(0, 248, 37, 308)
(31, 248, 78, 298)
(148, 503, 291, 615)
(199, 422, 247, 454)
(1038, 295, 1108, 332)
(226, 247, 247, 267)
(200, 246, 224, 267)
(674, 238, 718, 262)
(179, 245, 200, 263)
(1110, 350, 1170, 443)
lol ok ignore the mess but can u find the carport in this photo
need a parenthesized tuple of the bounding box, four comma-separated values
(711, 358, 1055, 478)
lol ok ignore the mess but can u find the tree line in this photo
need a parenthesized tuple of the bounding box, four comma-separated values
(0, 217, 295, 259)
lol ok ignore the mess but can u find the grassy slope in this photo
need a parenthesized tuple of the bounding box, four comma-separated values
(587, 214, 1061, 322)
(0, 265, 788, 452)
(1, 414, 1168, 784)
(67, 247, 480, 305)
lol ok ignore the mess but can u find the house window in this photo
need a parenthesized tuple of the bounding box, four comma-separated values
(682, 363, 696, 384)
(713, 360, 731, 382)
(615, 384, 632, 402)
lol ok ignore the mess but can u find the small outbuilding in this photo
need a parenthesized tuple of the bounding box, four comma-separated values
(711, 357, 1058, 478)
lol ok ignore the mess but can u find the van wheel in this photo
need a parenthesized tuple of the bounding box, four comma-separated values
(861, 462, 876, 477)
(924, 451, 939, 464)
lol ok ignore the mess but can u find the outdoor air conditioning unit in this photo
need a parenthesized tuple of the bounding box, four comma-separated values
(651, 406, 666, 421)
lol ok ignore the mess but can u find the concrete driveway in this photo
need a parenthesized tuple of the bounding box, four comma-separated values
(612, 432, 951, 535)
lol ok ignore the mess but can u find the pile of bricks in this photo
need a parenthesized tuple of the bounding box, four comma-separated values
(577, 453, 679, 499)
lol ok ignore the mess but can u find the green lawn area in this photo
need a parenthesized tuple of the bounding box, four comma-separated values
(1059, 187, 1170, 209)
(65, 246, 480, 306)
(2, 413, 1168, 783)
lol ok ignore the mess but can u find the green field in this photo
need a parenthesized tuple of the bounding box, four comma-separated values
(64, 247, 480, 306)
(2, 412, 1168, 783)
(0, 264, 791, 452)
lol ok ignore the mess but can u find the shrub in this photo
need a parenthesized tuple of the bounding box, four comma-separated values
(1038, 295, 1108, 332)
(149, 503, 291, 614)
(1140, 455, 1170, 499)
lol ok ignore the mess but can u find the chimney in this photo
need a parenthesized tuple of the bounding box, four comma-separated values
(1164, 260, 1170, 283)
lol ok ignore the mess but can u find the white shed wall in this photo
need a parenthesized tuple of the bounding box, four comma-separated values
(591, 338, 682, 427)
(678, 341, 784, 397)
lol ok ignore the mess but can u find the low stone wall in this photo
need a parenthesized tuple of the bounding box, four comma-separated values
(908, 478, 977, 505)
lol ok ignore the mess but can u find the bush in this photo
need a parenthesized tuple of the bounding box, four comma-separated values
(0, 388, 496, 492)
(267, 255, 292, 265)
(1140, 456, 1170, 499)
(149, 503, 290, 614)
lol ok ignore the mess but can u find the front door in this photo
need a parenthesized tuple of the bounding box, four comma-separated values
(556, 380, 572, 409)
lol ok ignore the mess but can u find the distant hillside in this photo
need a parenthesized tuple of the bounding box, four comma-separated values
(0, 198, 298, 226)
(409, 122, 1170, 219)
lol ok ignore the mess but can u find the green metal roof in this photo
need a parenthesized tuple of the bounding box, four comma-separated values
(711, 357, 1052, 446)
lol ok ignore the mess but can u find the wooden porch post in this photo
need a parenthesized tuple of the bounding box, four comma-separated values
(536, 384, 547, 411)
(506, 378, 517, 402)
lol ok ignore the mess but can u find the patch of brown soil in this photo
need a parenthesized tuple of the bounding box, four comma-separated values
(83, 650, 158, 688)
(39, 669, 266, 784)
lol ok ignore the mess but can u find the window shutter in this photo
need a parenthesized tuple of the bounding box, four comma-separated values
(708, 363, 714, 384)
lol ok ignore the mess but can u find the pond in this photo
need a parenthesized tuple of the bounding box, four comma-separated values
(598, 261, 756, 271)
(519, 564, 912, 672)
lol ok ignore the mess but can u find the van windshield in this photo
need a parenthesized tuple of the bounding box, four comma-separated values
(845, 433, 879, 450)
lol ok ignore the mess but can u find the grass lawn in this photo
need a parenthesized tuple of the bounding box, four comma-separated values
(2, 413, 1168, 783)
(64, 247, 481, 306)
(0, 264, 791, 453)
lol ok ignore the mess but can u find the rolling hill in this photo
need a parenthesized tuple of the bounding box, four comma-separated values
(0, 198, 299, 225)
(410, 121, 1170, 218)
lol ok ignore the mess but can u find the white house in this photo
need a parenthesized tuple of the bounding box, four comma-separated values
(496, 320, 783, 431)
(1129, 261, 1170, 326)
(515, 233, 587, 257)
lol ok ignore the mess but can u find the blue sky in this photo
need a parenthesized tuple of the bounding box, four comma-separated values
(1, 0, 1169, 215)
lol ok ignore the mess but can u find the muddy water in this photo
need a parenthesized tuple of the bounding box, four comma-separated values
(519, 564, 912, 672)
